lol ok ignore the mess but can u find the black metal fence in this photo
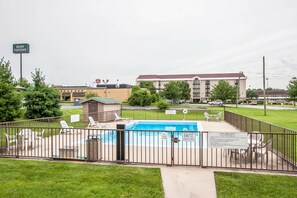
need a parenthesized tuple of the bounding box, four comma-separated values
(224, 110, 297, 169)
(1, 125, 296, 172)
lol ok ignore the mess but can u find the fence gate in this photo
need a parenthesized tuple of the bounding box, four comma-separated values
(172, 131, 200, 166)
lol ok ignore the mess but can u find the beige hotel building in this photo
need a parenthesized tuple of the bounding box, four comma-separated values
(136, 72, 247, 102)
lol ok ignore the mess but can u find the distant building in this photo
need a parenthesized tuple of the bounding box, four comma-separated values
(136, 73, 247, 102)
(256, 90, 288, 103)
(53, 85, 131, 102)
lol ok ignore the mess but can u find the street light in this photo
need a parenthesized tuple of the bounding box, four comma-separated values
(236, 76, 240, 108)
(102, 79, 109, 97)
(266, 78, 268, 89)
(117, 79, 119, 88)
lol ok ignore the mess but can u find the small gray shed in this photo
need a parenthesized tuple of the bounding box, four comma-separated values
(80, 97, 121, 122)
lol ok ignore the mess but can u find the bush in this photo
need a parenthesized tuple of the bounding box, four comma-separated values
(157, 100, 170, 110)
(128, 89, 152, 106)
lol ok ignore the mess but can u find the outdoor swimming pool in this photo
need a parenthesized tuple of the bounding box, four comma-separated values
(126, 121, 199, 131)
(96, 121, 202, 147)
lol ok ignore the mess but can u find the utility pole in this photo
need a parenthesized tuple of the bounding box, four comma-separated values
(236, 75, 240, 108)
(263, 56, 267, 116)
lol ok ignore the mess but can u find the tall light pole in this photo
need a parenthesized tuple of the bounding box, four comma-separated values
(102, 79, 109, 97)
(263, 56, 267, 116)
(117, 79, 119, 88)
(236, 76, 240, 108)
(266, 78, 268, 89)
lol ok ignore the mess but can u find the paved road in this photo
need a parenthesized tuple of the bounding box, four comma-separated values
(224, 104, 297, 110)
(60, 103, 296, 110)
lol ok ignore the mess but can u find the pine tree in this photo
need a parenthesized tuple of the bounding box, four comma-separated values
(0, 58, 22, 122)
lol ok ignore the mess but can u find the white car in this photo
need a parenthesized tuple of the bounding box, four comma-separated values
(208, 100, 223, 106)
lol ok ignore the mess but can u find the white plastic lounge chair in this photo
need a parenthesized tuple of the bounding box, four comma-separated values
(19, 129, 38, 151)
(88, 116, 108, 129)
(204, 112, 210, 121)
(248, 131, 264, 147)
(255, 139, 273, 163)
(35, 129, 45, 140)
(114, 113, 131, 121)
(215, 112, 223, 122)
(4, 133, 17, 151)
(60, 120, 74, 134)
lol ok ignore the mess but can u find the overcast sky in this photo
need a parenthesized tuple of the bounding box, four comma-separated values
(1, 0, 297, 89)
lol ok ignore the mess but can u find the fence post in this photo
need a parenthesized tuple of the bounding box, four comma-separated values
(116, 124, 126, 163)
(51, 129, 54, 159)
(171, 131, 174, 166)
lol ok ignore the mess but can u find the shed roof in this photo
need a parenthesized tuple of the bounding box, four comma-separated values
(80, 97, 121, 104)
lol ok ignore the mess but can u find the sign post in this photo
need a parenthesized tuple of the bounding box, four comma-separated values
(13, 43, 30, 80)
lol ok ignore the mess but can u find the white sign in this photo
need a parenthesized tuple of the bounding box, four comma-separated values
(71, 114, 80, 123)
(208, 132, 248, 149)
(165, 110, 176, 115)
(182, 132, 196, 142)
(161, 132, 168, 141)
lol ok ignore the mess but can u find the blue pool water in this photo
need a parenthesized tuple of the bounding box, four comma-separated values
(96, 121, 202, 147)
(126, 121, 198, 131)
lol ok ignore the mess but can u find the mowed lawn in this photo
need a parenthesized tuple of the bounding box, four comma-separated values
(225, 107, 297, 131)
(215, 172, 297, 198)
(0, 158, 164, 198)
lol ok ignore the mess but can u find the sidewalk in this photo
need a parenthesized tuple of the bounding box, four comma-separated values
(161, 166, 217, 198)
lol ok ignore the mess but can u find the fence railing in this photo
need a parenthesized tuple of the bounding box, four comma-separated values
(224, 110, 297, 167)
(1, 126, 296, 172)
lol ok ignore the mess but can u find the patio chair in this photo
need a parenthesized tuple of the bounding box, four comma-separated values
(19, 129, 38, 151)
(60, 120, 74, 134)
(204, 112, 210, 121)
(4, 133, 17, 152)
(248, 131, 264, 147)
(215, 112, 223, 122)
(255, 139, 273, 163)
(114, 113, 132, 122)
(88, 116, 108, 129)
(35, 129, 45, 140)
(229, 148, 248, 160)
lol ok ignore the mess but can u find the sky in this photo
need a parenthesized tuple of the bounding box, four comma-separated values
(1, 0, 297, 89)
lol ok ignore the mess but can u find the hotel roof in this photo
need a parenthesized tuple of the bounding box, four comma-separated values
(137, 73, 246, 80)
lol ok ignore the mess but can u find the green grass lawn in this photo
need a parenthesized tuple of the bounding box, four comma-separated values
(215, 172, 297, 198)
(225, 107, 297, 131)
(122, 108, 224, 121)
(0, 158, 164, 198)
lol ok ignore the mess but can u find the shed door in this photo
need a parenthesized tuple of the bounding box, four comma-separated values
(88, 102, 98, 121)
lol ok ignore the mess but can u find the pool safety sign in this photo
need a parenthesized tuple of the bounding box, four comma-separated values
(71, 114, 80, 123)
(182, 132, 196, 142)
(161, 132, 168, 141)
(208, 132, 248, 149)
(165, 110, 176, 114)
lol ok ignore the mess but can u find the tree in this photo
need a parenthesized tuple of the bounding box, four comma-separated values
(85, 92, 99, 99)
(287, 77, 297, 106)
(23, 68, 62, 119)
(210, 80, 236, 102)
(0, 58, 22, 122)
(156, 100, 170, 110)
(180, 81, 191, 102)
(139, 81, 156, 94)
(128, 88, 152, 106)
(16, 78, 31, 89)
(246, 89, 259, 99)
(162, 81, 181, 103)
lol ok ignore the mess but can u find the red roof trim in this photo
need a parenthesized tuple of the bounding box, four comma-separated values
(137, 73, 246, 80)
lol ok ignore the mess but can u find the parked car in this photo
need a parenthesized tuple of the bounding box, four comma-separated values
(249, 100, 257, 105)
(208, 100, 223, 106)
